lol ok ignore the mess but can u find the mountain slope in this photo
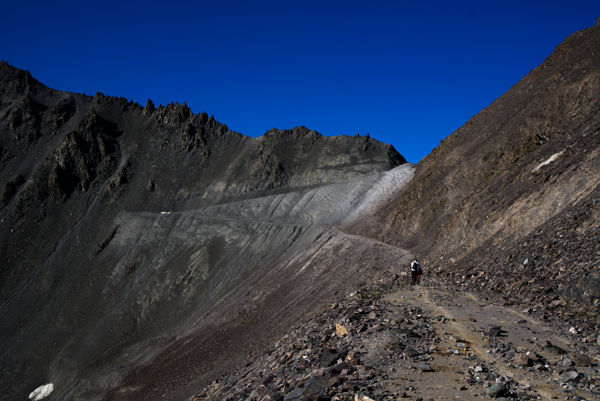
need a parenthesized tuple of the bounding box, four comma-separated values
(0, 62, 409, 401)
(188, 20, 600, 401)
(352, 20, 600, 318)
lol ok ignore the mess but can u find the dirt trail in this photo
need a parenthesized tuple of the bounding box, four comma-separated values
(383, 283, 596, 400)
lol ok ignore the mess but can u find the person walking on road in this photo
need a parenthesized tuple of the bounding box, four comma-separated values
(410, 259, 422, 285)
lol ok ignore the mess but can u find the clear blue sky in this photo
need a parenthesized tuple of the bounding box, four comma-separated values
(1, 1, 599, 162)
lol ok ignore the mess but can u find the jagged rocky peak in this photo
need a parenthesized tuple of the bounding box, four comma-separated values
(260, 125, 405, 165)
(152, 101, 194, 125)
(264, 125, 321, 138)
(143, 98, 155, 114)
(0, 61, 49, 98)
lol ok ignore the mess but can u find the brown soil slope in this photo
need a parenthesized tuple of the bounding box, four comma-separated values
(352, 21, 600, 320)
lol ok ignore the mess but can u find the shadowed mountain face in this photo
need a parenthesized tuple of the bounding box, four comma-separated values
(0, 62, 409, 401)
(353, 21, 600, 315)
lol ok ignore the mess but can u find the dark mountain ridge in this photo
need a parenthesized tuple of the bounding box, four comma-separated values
(0, 61, 408, 401)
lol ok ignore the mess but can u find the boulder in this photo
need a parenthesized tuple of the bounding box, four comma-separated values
(569, 353, 593, 367)
(485, 382, 508, 398)
(558, 371, 579, 382)
(513, 353, 532, 367)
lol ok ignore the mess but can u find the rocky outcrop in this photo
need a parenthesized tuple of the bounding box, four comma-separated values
(47, 112, 120, 198)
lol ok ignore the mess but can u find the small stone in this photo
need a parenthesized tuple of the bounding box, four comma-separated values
(569, 353, 593, 367)
(403, 348, 421, 358)
(320, 348, 346, 367)
(420, 363, 434, 372)
(474, 366, 483, 373)
(558, 371, 579, 382)
(544, 340, 567, 354)
(336, 323, 349, 337)
(569, 327, 578, 334)
(487, 326, 504, 337)
(513, 353, 532, 367)
(485, 382, 508, 398)
(326, 376, 341, 387)
(346, 351, 359, 366)
(283, 388, 305, 401)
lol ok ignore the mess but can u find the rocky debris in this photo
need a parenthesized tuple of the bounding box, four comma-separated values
(190, 281, 588, 401)
(367, 21, 600, 336)
(481, 322, 600, 397)
(419, 362, 434, 372)
(191, 285, 440, 401)
(430, 181, 600, 337)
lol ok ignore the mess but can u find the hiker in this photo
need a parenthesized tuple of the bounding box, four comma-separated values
(410, 259, 422, 285)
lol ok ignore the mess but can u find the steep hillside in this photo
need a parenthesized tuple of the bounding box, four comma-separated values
(187, 21, 600, 401)
(354, 20, 600, 320)
(0, 62, 409, 401)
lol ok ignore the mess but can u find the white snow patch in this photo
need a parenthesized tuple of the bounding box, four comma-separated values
(29, 383, 54, 401)
(532, 150, 565, 173)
